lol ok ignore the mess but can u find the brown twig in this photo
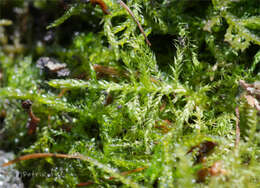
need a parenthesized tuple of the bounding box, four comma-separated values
(93, 64, 120, 76)
(90, 0, 110, 15)
(239, 80, 253, 91)
(235, 107, 240, 148)
(1, 152, 146, 187)
(22, 100, 40, 135)
(117, 0, 151, 46)
(93, 65, 159, 83)
(110, 166, 146, 180)
(58, 88, 68, 98)
(1, 153, 84, 167)
(77, 181, 94, 187)
(239, 80, 260, 112)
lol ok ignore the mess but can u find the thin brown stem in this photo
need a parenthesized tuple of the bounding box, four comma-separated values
(21, 100, 40, 134)
(1, 153, 84, 167)
(77, 181, 94, 187)
(93, 64, 120, 76)
(58, 88, 68, 98)
(235, 107, 240, 148)
(90, 0, 110, 15)
(2, 152, 146, 187)
(117, 0, 151, 46)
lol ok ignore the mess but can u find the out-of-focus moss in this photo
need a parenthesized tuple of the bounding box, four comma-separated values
(0, 0, 259, 187)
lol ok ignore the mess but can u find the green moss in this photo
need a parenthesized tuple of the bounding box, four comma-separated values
(0, 0, 259, 187)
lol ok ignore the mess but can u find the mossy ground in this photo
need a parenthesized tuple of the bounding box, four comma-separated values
(0, 0, 259, 187)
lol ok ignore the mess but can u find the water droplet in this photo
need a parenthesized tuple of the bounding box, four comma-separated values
(44, 148, 49, 152)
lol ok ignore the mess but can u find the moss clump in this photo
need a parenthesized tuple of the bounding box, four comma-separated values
(0, 0, 259, 187)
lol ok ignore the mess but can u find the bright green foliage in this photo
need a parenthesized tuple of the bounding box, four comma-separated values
(210, 0, 260, 51)
(0, 0, 259, 187)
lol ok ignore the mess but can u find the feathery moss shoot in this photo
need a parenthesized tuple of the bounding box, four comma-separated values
(0, 0, 259, 187)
